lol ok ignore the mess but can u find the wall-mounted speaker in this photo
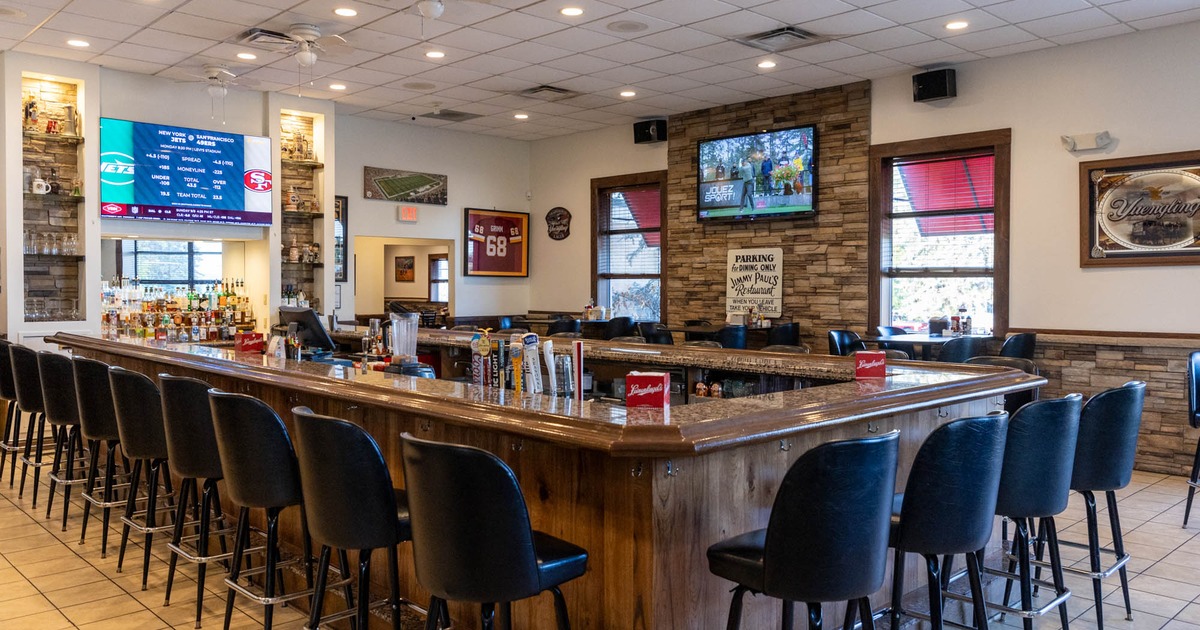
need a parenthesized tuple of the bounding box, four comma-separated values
(913, 69, 957, 103)
(634, 119, 667, 144)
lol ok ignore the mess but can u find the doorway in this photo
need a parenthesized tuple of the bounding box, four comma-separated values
(353, 236, 454, 316)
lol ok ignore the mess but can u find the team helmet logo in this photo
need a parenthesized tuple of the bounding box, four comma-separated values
(99, 152, 135, 186)
(244, 169, 272, 192)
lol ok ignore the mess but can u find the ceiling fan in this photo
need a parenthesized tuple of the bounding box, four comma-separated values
(407, 0, 495, 21)
(180, 64, 259, 123)
(241, 23, 354, 69)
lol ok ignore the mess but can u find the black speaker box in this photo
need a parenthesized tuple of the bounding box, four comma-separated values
(913, 69, 957, 102)
(634, 119, 667, 144)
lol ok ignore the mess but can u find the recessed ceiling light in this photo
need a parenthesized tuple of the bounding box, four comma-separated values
(946, 20, 969, 30)
(334, 7, 358, 17)
(237, 52, 257, 60)
(66, 39, 89, 48)
(757, 60, 776, 69)
(330, 83, 347, 90)
(620, 90, 636, 97)
(561, 7, 583, 16)
(514, 113, 529, 120)
(425, 50, 445, 59)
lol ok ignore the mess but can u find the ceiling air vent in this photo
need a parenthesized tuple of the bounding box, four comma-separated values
(517, 85, 580, 102)
(736, 27, 828, 53)
(238, 28, 296, 51)
(419, 109, 482, 123)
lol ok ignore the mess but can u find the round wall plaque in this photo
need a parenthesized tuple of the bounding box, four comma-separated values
(546, 206, 572, 240)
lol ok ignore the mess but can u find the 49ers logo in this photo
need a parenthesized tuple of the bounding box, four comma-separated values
(243, 169, 272, 192)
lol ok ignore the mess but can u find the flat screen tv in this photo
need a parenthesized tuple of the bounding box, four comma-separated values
(696, 124, 817, 222)
(99, 117, 273, 226)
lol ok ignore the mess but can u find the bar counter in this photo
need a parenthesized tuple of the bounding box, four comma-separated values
(49, 332, 1043, 629)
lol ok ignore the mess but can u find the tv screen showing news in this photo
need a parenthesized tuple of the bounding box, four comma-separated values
(696, 124, 817, 222)
(99, 118, 273, 226)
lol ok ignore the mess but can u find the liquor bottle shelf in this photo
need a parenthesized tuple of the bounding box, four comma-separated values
(22, 131, 83, 144)
(281, 211, 325, 220)
(24, 254, 84, 261)
(24, 193, 84, 203)
(282, 261, 324, 267)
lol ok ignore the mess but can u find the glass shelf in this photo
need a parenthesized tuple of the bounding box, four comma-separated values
(24, 254, 84, 260)
(24, 193, 83, 203)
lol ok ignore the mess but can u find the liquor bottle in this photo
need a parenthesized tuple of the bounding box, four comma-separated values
(208, 315, 219, 342)
(191, 317, 201, 342)
(216, 280, 226, 308)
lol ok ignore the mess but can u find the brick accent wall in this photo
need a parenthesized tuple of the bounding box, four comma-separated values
(1034, 335, 1197, 476)
(665, 82, 871, 353)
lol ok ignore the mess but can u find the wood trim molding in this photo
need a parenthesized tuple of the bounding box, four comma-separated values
(1008, 327, 1200, 340)
(590, 170, 669, 320)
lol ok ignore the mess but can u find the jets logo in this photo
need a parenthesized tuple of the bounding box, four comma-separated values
(100, 152, 135, 186)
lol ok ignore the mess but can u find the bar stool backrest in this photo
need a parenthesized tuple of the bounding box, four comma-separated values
(603, 316, 636, 340)
(1071, 381, 1146, 492)
(159, 374, 223, 481)
(964, 356, 1039, 415)
(37, 352, 78, 427)
(547, 319, 581, 336)
(999, 333, 1037, 360)
(766, 322, 800, 347)
(72, 357, 120, 442)
(108, 367, 167, 461)
(292, 407, 403, 551)
(761, 344, 810, 354)
(208, 391, 302, 510)
(716, 325, 747, 350)
(763, 432, 899, 603)
(0, 341, 17, 402)
(995, 394, 1083, 519)
(895, 412, 1009, 555)
(10, 345, 45, 415)
(1189, 351, 1200, 429)
(400, 433, 541, 603)
(827, 330, 866, 356)
(937, 336, 987, 363)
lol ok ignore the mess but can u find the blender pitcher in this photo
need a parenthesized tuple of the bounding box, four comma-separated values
(389, 312, 419, 366)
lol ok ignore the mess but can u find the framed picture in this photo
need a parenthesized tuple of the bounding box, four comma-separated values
(395, 255, 415, 282)
(1081, 150, 1200, 267)
(333, 196, 348, 282)
(464, 208, 529, 277)
(363, 166, 448, 205)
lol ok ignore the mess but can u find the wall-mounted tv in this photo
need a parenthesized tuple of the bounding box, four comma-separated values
(696, 124, 817, 222)
(99, 118, 273, 226)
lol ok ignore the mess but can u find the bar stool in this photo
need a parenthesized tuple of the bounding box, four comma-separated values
(875, 326, 916, 358)
(208, 391, 314, 630)
(0, 340, 19, 483)
(937, 336, 987, 363)
(12, 344, 52, 507)
(73, 356, 128, 557)
(1060, 381, 1145, 630)
(1183, 351, 1200, 527)
(109, 366, 176, 590)
(991, 394, 1082, 630)
(826, 330, 866, 356)
(160, 374, 234, 628)
(888, 412, 1009, 630)
(716, 325, 748, 350)
(766, 322, 801, 347)
(965, 356, 1039, 415)
(400, 433, 588, 630)
(999, 333, 1037, 360)
(603, 316, 637, 340)
(293, 407, 410, 630)
(39, 351, 88, 531)
(707, 431, 899, 630)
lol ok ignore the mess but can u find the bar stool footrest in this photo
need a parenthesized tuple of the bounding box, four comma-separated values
(1057, 539, 1130, 579)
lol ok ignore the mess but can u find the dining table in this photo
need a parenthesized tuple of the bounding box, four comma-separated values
(869, 332, 995, 360)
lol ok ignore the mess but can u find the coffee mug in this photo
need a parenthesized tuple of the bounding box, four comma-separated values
(31, 179, 49, 194)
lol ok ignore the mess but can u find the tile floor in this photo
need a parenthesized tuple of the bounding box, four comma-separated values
(1, 460, 1200, 629)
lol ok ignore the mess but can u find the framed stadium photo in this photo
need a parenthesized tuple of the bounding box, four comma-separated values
(464, 208, 529, 277)
(363, 166, 448, 206)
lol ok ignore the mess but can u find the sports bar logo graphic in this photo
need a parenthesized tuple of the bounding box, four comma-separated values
(99, 152, 135, 186)
(244, 169, 272, 192)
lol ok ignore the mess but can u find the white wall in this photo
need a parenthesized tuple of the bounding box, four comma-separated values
(334, 115, 530, 317)
(872, 21, 1200, 334)
(527, 125, 667, 312)
(383, 243, 448, 299)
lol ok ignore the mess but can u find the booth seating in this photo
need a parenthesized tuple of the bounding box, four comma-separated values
(293, 407, 412, 630)
(707, 432, 900, 630)
(400, 433, 588, 630)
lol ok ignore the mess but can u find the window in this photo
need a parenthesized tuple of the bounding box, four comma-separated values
(592, 171, 667, 322)
(869, 130, 1010, 335)
(120, 240, 223, 291)
(429, 254, 449, 303)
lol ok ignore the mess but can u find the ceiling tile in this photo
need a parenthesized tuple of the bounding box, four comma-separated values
(750, 0, 856, 24)
(333, 65, 408, 85)
(12, 40, 96, 62)
(819, 51, 908, 73)
(879, 38, 971, 64)
(765, 63, 845, 85)
(674, 83, 750, 103)
(1128, 8, 1200, 30)
(946, 24, 1037, 50)
(468, 75, 541, 92)
(0, 23, 36, 41)
(104, 42, 195, 66)
(176, 0, 283, 26)
(450, 54, 530, 75)
(542, 54, 624, 74)
(688, 9, 782, 38)
(841, 25, 933, 50)
(532, 26, 624, 52)
(500, 64, 580, 85)
(633, 52, 711, 73)
(905, 9, 1007, 38)
(634, 0, 740, 25)
(358, 54, 439, 75)
(869, 0, 974, 23)
(287, 0, 398, 27)
(588, 40, 672, 64)
(453, 101, 509, 116)
(90, 55, 173, 75)
(633, 27, 725, 52)
(23, 28, 119, 55)
(983, 0, 1091, 23)
(631, 74, 706, 92)
(1103, 0, 1200, 22)
(436, 1, 510, 26)
(63, 0, 169, 25)
(432, 84, 501, 102)
(686, 40, 763, 62)
(412, 65, 495, 85)
(490, 41, 574, 64)
(1047, 22, 1133, 44)
(780, 40, 868, 63)
(590, 64, 665, 83)
(552, 75, 624, 94)
(976, 38, 1055, 56)
(801, 9, 896, 36)
(1019, 8, 1118, 37)
(42, 12, 145, 40)
(679, 63, 754, 83)
(475, 11, 570, 39)
(517, 0, 626, 24)
(366, 12, 461, 40)
(355, 85, 426, 102)
(580, 11, 678, 39)
(719, 73, 791, 94)
(390, 42, 479, 63)
(635, 92, 714, 111)
(152, 12, 247, 39)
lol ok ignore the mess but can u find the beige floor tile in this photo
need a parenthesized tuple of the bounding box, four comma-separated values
(76, 608, 168, 630)
(5, 538, 82, 565)
(1127, 574, 1200, 602)
(4, 609, 75, 630)
(1142, 561, 1200, 586)
(1102, 586, 1189, 618)
(1163, 621, 1200, 630)
(1071, 602, 1170, 630)
(1174, 603, 1200, 624)
(19, 552, 91, 578)
(28, 563, 108, 592)
(61, 593, 152, 626)
(43, 576, 128, 608)
(0, 593, 57, 621)
(0, 531, 62, 553)
(0, 578, 43, 603)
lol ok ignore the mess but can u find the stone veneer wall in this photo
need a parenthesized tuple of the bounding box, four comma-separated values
(1033, 335, 1198, 476)
(665, 81, 871, 354)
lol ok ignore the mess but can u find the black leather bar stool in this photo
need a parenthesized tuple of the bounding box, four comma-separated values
(683, 319, 715, 342)
(39, 351, 88, 531)
(875, 326, 917, 358)
(965, 356, 1040, 415)
(293, 407, 411, 630)
(937, 336, 987, 363)
(999, 333, 1037, 359)
(0, 340, 20, 483)
(109, 366, 176, 590)
(208, 391, 314, 630)
(12, 344, 52, 507)
(73, 356, 127, 557)
(717, 325, 748, 350)
(160, 374, 234, 628)
(400, 433, 588, 630)
(707, 432, 899, 630)
(603, 316, 637, 340)
(989, 394, 1082, 630)
(826, 330, 866, 356)
(547, 319, 581, 336)
(766, 322, 801, 347)
(889, 412, 1009, 630)
(1060, 381, 1146, 630)
(1183, 350, 1200, 527)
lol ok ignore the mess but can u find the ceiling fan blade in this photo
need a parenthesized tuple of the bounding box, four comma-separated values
(231, 76, 261, 88)
(315, 34, 353, 58)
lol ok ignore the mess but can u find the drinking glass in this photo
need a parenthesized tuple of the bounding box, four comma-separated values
(49, 233, 60, 256)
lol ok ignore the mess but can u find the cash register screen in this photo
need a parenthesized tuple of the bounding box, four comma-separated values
(278, 306, 336, 352)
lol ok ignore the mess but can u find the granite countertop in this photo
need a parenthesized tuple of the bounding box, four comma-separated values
(50, 333, 1043, 457)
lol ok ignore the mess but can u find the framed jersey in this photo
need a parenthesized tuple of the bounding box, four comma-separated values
(464, 208, 530, 277)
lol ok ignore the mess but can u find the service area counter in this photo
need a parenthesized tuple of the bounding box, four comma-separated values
(49, 332, 1043, 629)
